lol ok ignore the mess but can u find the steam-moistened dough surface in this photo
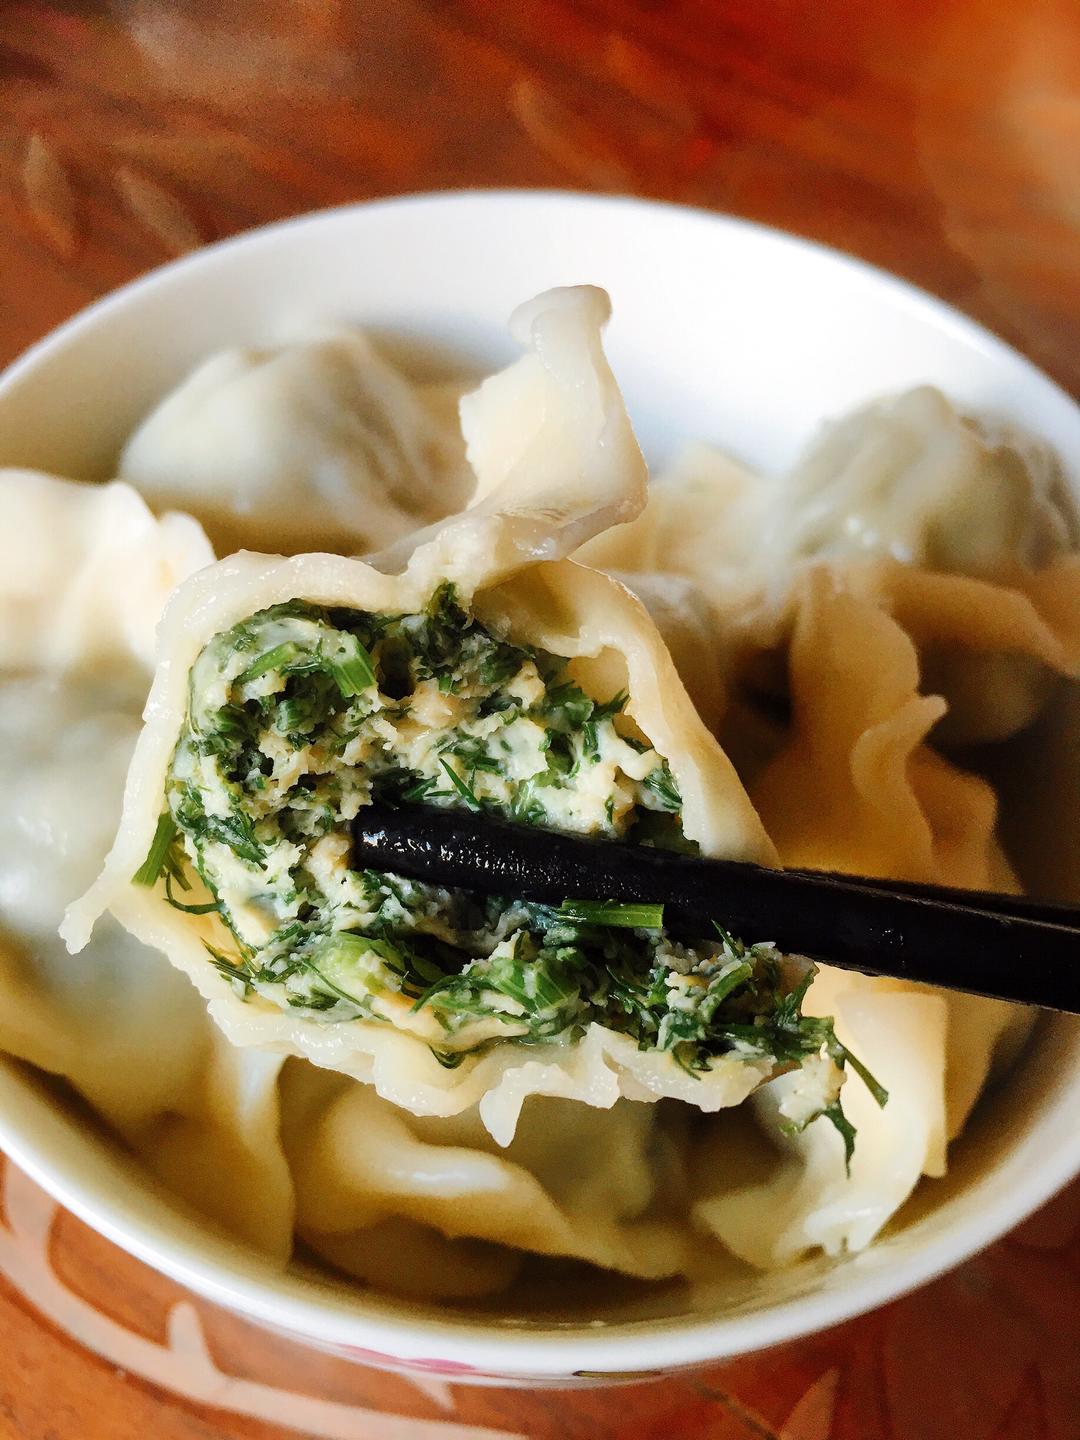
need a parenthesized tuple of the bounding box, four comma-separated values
(120, 330, 471, 556)
(0, 289, 1072, 1305)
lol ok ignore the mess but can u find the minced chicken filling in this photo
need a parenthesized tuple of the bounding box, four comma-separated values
(136, 584, 881, 1156)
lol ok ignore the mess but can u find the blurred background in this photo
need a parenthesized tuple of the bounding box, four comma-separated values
(2, 0, 1080, 391)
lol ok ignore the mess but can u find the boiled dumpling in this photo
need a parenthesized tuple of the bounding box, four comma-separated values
(69, 288, 861, 1155)
(0, 468, 293, 1253)
(781, 387, 1079, 743)
(578, 442, 782, 680)
(586, 389, 1080, 745)
(0, 469, 212, 683)
(120, 328, 471, 556)
(694, 569, 1033, 1267)
(844, 553, 1080, 744)
(777, 386, 1075, 575)
(280, 1065, 691, 1298)
(0, 678, 293, 1257)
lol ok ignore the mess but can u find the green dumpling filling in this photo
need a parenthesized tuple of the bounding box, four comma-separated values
(137, 583, 884, 1160)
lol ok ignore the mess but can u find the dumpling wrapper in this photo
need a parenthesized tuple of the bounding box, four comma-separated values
(0, 464, 705, 1292)
(694, 570, 1032, 1267)
(843, 553, 1080, 744)
(582, 387, 1080, 744)
(119, 328, 471, 556)
(0, 475, 295, 1257)
(0, 323, 1054, 1293)
(0, 670, 697, 1291)
(580, 442, 779, 663)
(280, 1067, 692, 1296)
(0, 469, 212, 683)
(65, 286, 778, 1147)
(0, 675, 295, 1258)
(774, 385, 1075, 576)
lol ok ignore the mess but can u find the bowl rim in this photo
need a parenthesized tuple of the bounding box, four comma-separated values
(1, 187, 1078, 1378)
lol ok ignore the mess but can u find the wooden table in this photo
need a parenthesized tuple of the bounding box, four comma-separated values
(1, 3, 1079, 1436)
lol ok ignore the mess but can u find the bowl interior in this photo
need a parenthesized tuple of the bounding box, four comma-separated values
(0, 192, 1078, 1377)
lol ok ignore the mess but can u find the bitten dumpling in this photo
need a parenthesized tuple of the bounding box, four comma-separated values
(67, 288, 862, 1151)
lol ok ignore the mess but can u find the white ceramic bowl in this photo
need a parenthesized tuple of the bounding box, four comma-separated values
(0, 192, 1078, 1384)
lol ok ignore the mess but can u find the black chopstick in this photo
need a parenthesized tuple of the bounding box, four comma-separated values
(786, 869, 1080, 926)
(352, 805, 1080, 1014)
